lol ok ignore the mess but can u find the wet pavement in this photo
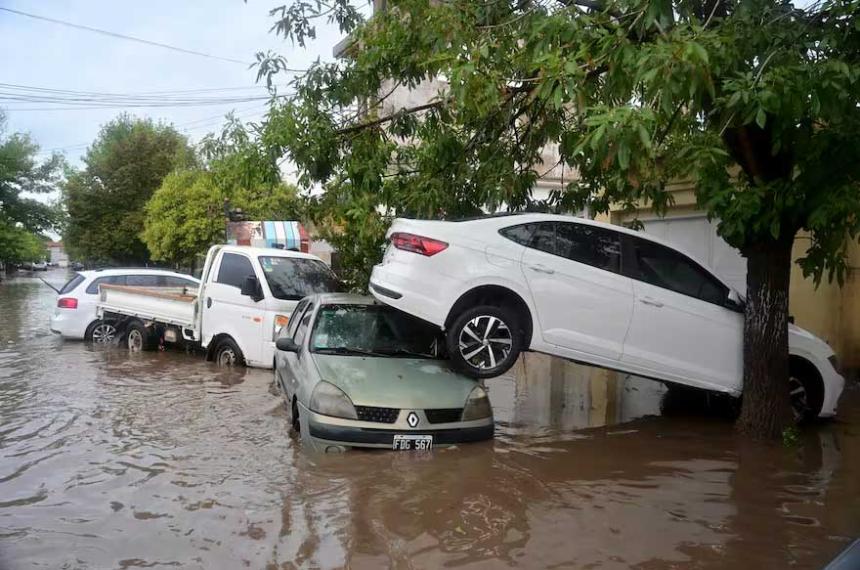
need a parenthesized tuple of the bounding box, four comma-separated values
(1, 270, 859, 569)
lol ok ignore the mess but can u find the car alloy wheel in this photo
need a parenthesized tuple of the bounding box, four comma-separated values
(217, 347, 238, 366)
(789, 375, 810, 422)
(91, 323, 116, 344)
(458, 315, 513, 370)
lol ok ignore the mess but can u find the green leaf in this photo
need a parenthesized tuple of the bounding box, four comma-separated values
(637, 124, 652, 150)
(617, 143, 630, 169)
(769, 218, 780, 239)
(755, 108, 767, 129)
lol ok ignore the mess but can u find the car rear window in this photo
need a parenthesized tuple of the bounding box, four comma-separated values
(258, 256, 341, 301)
(59, 273, 86, 294)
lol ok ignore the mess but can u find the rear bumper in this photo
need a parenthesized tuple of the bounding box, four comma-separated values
(369, 263, 454, 328)
(49, 311, 87, 339)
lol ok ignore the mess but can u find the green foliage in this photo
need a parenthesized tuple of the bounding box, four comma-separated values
(256, 0, 860, 285)
(141, 116, 304, 266)
(0, 109, 62, 263)
(63, 114, 195, 265)
(142, 170, 225, 267)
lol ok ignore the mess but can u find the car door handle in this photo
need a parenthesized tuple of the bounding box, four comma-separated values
(640, 297, 664, 308)
(529, 264, 555, 274)
(206, 297, 213, 308)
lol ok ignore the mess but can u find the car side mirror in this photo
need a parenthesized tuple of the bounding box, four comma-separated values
(240, 275, 263, 302)
(725, 289, 745, 313)
(276, 337, 300, 353)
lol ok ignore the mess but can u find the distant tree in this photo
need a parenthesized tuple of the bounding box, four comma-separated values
(257, 0, 860, 438)
(142, 170, 226, 271)
(0, 110, 62, 266)
(63, 114, 195, 265)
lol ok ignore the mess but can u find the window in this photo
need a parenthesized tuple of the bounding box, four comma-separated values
(257, 256, 341, 301)
(163, 276, 198, 288)
(556, 223, 621, 273)
(85, 275, 126, 295)
(285, 299, 309, 339)
(499, 224, 536, 246)
(310, 304, 443, 358)
(59, 273, 85, 294)
(216, 253, 256, 289)
(293, 303, 315, 346)
(627, 238, 728, 305)
(529, 222, 556, 255)
(126, 275, 162, 287)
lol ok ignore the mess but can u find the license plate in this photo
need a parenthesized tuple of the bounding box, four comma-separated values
(392, 434, 433, 451)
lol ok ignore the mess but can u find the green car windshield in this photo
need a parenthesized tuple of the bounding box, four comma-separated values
(311, 304, 444, 359)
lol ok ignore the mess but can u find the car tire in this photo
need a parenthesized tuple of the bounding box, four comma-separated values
(291, 398, 300, 433)
(85, 319, 118, 344)
(789, 370, 823, 423)
(126, 320, 156, 352)
(214, 337, 245, 367)
(446, 304, 522, 379)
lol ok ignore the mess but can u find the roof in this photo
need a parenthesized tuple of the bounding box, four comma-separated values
(79, 268, 200, 281)
(217, 244, 323, 261)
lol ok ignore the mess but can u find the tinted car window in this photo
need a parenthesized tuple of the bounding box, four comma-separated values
(258, 257, 340, 301)
(216, 253, 256, 289)
(126, 275, 162, 287)
(556, 223, 622, 273)
(285, 299, 309, 339)
(499, 223, 536, 246)
(529, 222, 556, 254)
(85, 275, 127, 294)
(163, 276, 198, 288)
(628, 238, 728, 305)
(293, 303, 315, 346)
(59, 273, 86, 294)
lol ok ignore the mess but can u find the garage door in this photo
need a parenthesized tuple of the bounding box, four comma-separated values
(641, 216, 747, 293)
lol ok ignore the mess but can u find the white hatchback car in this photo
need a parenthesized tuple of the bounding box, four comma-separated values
(50, 269, 199, 343)
(369, 213, 845, 420)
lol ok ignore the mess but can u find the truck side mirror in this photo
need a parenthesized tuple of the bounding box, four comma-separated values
(276, 337, 300, 353)
(241, 275, 263, 302)
(725, 289, 745, 313)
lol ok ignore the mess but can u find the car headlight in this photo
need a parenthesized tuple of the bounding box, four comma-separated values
(461, 386, 492, 421)
(309, 381, 357, 419)
(273, 314, 290, 341)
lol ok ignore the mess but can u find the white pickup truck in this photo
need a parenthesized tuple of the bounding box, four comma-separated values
(97, 244, 340, 368)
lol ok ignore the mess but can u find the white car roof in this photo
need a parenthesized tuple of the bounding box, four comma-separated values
(79, 268, 199, 282)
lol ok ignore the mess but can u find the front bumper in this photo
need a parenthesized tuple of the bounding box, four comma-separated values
(299, 403, 494, 449)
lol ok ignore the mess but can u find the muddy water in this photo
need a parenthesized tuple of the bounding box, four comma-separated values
(1, 271, 858, 569)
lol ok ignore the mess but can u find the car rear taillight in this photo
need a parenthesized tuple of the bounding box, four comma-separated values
(390, 232, 449, 256)
(57, 297, 78, 309)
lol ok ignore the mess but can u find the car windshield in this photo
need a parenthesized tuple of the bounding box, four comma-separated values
(257, 256, 341, 300)
(310, 304, 444, 359)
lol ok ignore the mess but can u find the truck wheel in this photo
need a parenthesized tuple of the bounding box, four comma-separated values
(446, 305, 522, 379)
(126, 321, 156, 352)
(85, 320, 117, 344)
(214, 338, 245, 367)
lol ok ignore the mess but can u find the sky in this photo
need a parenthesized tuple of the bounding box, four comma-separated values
(0, 0, 356, 166)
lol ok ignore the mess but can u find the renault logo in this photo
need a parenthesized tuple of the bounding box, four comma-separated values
(406, 412, 420, 428)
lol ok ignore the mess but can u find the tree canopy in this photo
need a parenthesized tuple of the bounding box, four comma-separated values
(256, 0, 859, 437)
(63, 115, 195, 265)
(0, 110, 61, 264)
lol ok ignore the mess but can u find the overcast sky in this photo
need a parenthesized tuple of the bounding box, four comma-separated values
(0, 0, 355, 165)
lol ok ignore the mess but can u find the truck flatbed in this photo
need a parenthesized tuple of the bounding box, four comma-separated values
(98, 284, 198, 330)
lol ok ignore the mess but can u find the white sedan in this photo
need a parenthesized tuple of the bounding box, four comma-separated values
(50, 268, 199, 342)
(369, 213, 844, 420)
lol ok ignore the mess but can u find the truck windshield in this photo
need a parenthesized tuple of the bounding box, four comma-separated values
(310, 304, 444, 359)
(258, 256, 340, 301)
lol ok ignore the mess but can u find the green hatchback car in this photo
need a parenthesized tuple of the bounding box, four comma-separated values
(274, 293, 494, 452)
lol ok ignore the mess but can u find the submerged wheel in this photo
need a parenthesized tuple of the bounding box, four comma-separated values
(126, 321, 156, 352)
(85, 320, 117, 344)
(789, 374, 815, 423)
(446, 305, 522, 379)
(214, 338, 245, 367)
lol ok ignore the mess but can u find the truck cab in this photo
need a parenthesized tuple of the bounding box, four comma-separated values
(198, 245, 341, 368)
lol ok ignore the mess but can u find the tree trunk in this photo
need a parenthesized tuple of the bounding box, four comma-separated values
(736, 233, 795, 439)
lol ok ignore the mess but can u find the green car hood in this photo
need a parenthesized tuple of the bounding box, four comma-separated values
(311, 355, 479, 409)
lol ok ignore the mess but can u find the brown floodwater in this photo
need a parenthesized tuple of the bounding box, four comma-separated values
(1, 270, 858, 569)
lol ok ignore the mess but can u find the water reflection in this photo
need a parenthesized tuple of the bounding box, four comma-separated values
(0, 271, 858, 569)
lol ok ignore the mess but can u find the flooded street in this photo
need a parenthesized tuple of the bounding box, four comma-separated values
(1, 271, 859, 569)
